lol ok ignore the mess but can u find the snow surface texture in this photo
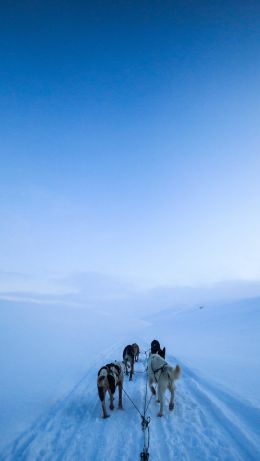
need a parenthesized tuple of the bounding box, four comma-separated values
(1, 346, 259, 461)
(0, 296, 260, 460)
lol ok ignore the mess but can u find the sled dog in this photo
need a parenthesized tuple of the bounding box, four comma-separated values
(123, 344, 135, 380)
(151, 339, 166, 359)
(132, 343, 140, 362)
(97, 361, 124, 418)
(148, 353, 181, 417)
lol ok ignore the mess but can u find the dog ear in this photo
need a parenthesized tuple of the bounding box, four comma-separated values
(162, 347, 166, 358)
(107, 374, 116, 394)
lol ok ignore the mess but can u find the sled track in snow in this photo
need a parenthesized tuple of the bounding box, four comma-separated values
(1, 346, 259, 461)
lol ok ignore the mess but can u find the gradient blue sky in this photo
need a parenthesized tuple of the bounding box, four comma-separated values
(1, 0, 260, 289)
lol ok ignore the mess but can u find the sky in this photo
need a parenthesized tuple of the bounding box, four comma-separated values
(0, 0, 260, 292)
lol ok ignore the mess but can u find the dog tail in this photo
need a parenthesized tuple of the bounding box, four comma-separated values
(174, 364, 181, 380)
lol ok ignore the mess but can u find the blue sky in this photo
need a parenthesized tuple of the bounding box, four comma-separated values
(0, 1, 260, 290)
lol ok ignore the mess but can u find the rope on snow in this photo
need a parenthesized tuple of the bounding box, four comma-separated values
(122, 348, 154, 460)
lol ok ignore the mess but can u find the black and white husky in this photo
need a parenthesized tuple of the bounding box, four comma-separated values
(97, 361, 124, 418)
(148, 354, 181, 417)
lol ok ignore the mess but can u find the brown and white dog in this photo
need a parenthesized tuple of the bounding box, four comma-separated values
(132, 343, 140, 362)
(97, 361, 124, 418)
(148, 353, 181, 417)
(123, 345, 135, 380)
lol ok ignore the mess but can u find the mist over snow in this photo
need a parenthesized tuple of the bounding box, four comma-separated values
(0, 273, 260, 458)
(2, 269, 260, 311)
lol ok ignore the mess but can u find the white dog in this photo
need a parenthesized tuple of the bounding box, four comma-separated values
(97, 361, 124, 418)
(148, 354, 181, 417)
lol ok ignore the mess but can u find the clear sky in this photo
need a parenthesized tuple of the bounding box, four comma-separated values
(1, 0, 260, 290)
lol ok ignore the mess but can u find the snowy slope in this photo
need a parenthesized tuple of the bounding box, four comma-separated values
(1, 344, 259, 461)
(1, 295, 259, 459)
(0, 299, 147, 450)
(144, 297, 260, 407)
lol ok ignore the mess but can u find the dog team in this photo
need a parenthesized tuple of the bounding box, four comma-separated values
(97, 339, 181, 418)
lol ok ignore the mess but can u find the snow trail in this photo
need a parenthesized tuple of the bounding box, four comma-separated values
(1, 346, 259, 461)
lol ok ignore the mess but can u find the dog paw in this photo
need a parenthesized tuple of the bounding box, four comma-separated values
(151, 387, 156, 395)
(103, 414, 110, 419)
(118, 405, 123, 410)
(169, 402, 174, 411)
(110, 405, 114, 410)
(157, 412, 163, 417)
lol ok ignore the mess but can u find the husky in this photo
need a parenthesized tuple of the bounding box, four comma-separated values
(151, 339, 166, 359)
(148, 354, 181, 417)
(132, 343, 140, 362)
(97, 361, 124, 418)
(123, 344, 135, 380)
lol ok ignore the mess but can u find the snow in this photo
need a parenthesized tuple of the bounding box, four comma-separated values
(0, 295, 259, 460)
(145, 297, 260, 407)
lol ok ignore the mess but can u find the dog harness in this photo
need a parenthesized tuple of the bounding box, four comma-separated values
(98, 363, 121, 378)
(108, 363, 121, 381)
(151, 359, 168, 383)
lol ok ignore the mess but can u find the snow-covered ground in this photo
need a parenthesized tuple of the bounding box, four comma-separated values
(0, 295, 259, 460)
(145, 297, 260, 407)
